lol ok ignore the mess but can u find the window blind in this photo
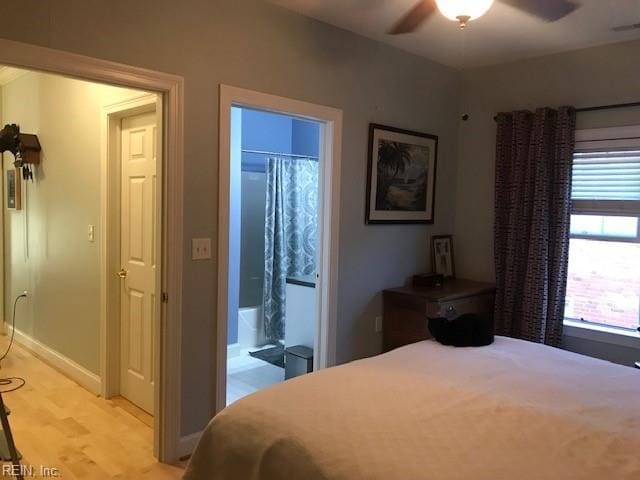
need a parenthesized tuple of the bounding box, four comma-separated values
(572, 150, 640, 201)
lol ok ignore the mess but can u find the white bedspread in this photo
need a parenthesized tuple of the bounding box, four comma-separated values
(184, 337, 640, 480)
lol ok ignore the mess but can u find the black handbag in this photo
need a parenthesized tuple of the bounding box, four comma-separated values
(428, 313, 494, 347)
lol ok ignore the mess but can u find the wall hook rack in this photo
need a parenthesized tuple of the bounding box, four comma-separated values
(0, 124, 42, 181)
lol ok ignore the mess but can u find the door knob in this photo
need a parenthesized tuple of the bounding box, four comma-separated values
(117, 269, 128, 279)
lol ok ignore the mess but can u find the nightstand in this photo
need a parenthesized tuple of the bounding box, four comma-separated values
(382, 278, 496, 352)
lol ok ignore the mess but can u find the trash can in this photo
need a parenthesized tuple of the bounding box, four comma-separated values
(285, 345, 313, 380)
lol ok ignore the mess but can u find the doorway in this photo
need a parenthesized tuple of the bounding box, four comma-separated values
(226, 107, 321, 405)
(100, 95, 162, 420)
(0, 38, 184, 463)
(217, 85, 342, 412)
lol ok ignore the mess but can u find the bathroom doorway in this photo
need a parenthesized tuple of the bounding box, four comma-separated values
(226, 106, 320, 405)
(217, 85, 342, 411)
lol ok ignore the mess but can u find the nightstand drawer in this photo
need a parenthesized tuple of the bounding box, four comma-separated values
(383, 293, 431, 351)
(426, 293, 495, 319)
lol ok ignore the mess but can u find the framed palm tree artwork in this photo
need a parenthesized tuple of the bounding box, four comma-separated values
(365, 124, 438, 224)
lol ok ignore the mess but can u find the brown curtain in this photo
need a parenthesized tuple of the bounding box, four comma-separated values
(494, 107, 576, 347)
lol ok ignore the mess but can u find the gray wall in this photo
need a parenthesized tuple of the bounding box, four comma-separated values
(0, 0, 461, 435)
(454, 39, 640, 366)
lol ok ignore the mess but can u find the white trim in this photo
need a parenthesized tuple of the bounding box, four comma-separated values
(177, 431, 203, 459)
(564, 320, 640, 348)
(9, 326, 101, 394)
(178, 430, 203, 460)
(160, 71, 185, 464)
(576, 139, 640, 150)
(216, 85, 342, 413)
(0, 66, 29, 86)
(0, 38, 184, 463)
(575, 125, 640, 142)
(575, 125, 640, 150)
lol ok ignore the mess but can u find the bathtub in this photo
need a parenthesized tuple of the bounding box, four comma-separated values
(237, 305, 266, 349)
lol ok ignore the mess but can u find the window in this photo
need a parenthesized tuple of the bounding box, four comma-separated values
(564, 128, 640, 332)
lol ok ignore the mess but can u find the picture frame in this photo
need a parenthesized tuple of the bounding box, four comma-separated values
(431, 234, 455, 278)
(365, 123, 438, 224)
(6, 168, 21, 210)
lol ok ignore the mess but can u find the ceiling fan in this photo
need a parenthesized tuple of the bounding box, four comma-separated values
(389, 0, 580, 33)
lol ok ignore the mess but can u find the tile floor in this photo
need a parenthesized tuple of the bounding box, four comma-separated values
(226, 346, 284, 405)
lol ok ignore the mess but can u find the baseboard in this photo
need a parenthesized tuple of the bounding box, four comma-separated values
(178, 430, 203, 459)
(7, 326, 101, 395)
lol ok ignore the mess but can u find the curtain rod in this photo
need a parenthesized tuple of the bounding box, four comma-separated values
(492, 101, 640, 121)
(242, 149, 319, 160)
(575, 101, 640, 113)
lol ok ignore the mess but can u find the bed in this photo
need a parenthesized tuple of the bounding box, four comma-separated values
(184, 337, 640, 480)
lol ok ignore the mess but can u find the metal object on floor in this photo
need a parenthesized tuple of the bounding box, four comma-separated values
(0, 392, 22, 480)
(284, 345, 313, 380)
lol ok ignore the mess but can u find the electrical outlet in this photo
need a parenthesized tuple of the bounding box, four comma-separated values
(192, 238, 212, 260)
(375, 316, 383, 333)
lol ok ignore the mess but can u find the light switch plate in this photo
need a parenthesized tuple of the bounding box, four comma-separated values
(88, 225, 95, 243)
(192, 238, 212, 260)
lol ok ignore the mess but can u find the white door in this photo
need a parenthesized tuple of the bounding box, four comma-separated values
(119, 111, 157, 414)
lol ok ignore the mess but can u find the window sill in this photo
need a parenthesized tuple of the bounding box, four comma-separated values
(563, 319, 640, 348)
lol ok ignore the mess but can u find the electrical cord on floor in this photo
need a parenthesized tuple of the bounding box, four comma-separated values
(0, 292, 27, 368)
(0, 293, 28, 393)
(0, 377, 25, 393)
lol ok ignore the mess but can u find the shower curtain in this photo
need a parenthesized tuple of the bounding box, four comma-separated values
(263, 156, 318, 342)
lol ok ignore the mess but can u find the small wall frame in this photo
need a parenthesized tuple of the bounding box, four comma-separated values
(6, 168, 21, 210)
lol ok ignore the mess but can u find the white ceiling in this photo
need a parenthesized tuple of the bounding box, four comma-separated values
(270, 0, 640, 68)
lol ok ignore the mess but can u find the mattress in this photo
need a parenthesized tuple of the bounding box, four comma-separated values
(184, 336, 640, 480)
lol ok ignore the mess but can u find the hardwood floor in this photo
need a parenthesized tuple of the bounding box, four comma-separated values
(0, 336, 186, 479)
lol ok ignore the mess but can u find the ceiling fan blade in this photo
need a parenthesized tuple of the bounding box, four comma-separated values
(500, 0, 579, 22)
(388, 0, 437, 34)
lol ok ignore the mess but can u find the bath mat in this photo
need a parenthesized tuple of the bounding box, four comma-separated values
(250, 345, 284, 368)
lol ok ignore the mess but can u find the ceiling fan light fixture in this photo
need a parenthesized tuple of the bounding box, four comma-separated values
(435, 0, 495, 23)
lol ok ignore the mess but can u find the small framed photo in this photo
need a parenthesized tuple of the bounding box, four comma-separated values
(365, 124, 438, 224)
(6, 168, 21, 210)
(431, 235, 455, 278)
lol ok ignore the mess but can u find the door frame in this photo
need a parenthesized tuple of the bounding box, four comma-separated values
(216, 84, 342, 412)
(100, 94, 160, 404)
(0, 38, 184, 462)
